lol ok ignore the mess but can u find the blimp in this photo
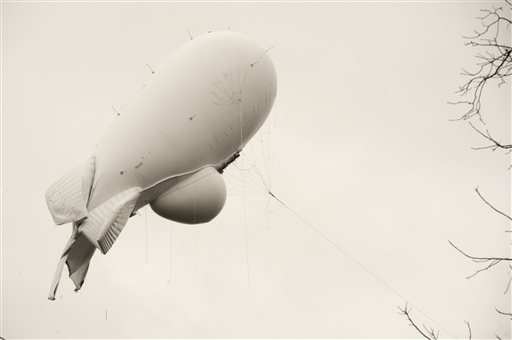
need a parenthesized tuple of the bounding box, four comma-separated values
(46, 31, 277, 300)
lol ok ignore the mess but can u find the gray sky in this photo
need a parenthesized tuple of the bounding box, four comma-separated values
(1, 1, 511, 339)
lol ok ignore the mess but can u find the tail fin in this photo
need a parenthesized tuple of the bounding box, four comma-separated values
(48, 223, 95, 300)
(45, 157, 95, 225)
(79, 187, 141, 254)
(48, 224, 78, 300)
(47, 157, 96, 300)
(47, 156, 142, 299)
(48, 225, 96, 300)
(48, 187, 141, 300)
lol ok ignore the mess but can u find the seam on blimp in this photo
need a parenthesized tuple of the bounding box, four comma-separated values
(137, 150, 238, 197)
(155, 167, 221, 199)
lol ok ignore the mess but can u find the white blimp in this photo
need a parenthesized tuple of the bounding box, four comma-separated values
(46, 31, 277, 300)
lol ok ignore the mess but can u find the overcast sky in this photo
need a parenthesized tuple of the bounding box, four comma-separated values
(1, 1, 511, 339)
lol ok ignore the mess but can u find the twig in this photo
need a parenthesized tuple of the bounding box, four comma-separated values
(468, 122, 512, 153)
(464, 321, 472, 340)
(448, 240, 512, 279)
(495, 307, 512, 319)
(505, 266, 512, 294)
(474, 186, 512, 221)
(398, 303, 436, 340)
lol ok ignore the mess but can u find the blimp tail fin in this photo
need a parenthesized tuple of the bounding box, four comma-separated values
(48, 187, 141, 300)
(79, 187, 142, 254)
(46, 156, 96, 225)
(48, 223, 96, 300)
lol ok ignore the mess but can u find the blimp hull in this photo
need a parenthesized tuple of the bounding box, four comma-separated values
(90, 31, 277, 210)
(45, 31, 277, 299)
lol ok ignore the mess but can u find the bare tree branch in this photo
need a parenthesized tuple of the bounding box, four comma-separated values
(468, 122, 512, 153)
(495, 307, 512, 319)
(448, 240, 512, 279)
(399, 303, 475, 340)
(504, 266, 512, 294)
(451, 1, 512, 154)
(398, 303, 437, 340)
(448, 240, 512, 262)
(474, 187, 512, 221)
(465, 320, 472, 340)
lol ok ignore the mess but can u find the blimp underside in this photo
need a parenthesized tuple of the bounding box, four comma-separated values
(46, 31, 277, 299)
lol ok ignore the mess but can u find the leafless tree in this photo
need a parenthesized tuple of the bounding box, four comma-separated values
(449, 0, 512, 153)
(449, 0, 512, 298)
(401, 2, 511, 338)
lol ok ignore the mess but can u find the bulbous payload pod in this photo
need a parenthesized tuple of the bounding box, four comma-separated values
(46, 32, 277, 299)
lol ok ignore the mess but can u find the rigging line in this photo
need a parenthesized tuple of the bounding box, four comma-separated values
(168, 221, 173, 284)
(267, 192, 458, 339)
(237, 152, 269, 190)
(186, 28, 193, 40)
(249, 167, 271, 191)
(227, 68, 238, 100)
(245, 196, 274, 213)
(236, 67, 242, 93)
(193, 185, 197, 273)
(252, 163, 271, 192)
(240, 149, 261, 180)
(270, 110, 279, 191)
(104, 260, 109, 337)
(268, 126, 274, 191)
(239, 100, 243, 146)
(145, 207, 148, 264)
(266, 129, 273, 190)
(235, 174, 266, 192)
(248, 142, 263, 174)
(145, 64, 155, 75)
(243, 145, 257, 180)
(111, 105, 120, 117)
(229, 182, 266, 197)
(228, 181, 266, 195)
(245, 164, 267, 192)
(265, 195, 271, 230)
(260, 139, 271, 188)
(233, 163, 257, 172)
(227, 170, 267, 191)
(230, 154, 271, 197)
(229, 171, 267, 189)
(263, 131, 271, 191)
(227, 167, 267, 193)
(242, 159, 251, 289)
(229, 191, 269, 197)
